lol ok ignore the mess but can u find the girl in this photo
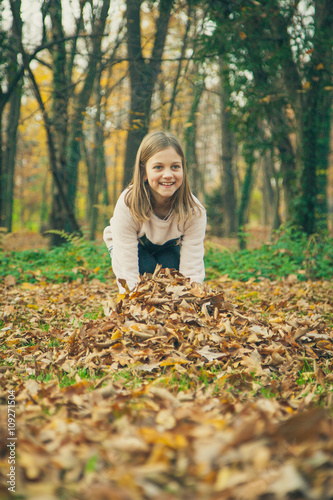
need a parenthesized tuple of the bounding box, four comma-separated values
(103, 131, 206, 293)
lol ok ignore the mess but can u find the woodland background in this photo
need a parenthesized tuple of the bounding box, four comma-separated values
(1, 0, 333, 248)
(1, 3, 333, 499)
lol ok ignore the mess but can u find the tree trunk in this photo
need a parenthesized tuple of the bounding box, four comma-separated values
(27, 67, 82, 239)
(271, 175, 281, 235)
(123, 0, 174, 188)
(298, 0, 332, 232)
(261, 152, 273, 228)
(261, 149, 281, 233)
(39, 171, 49, 233)
(238, 148, 255, 250)
(315, 93, 331, 230)
(4, 82, 22, 231)
(184, 65, 205, 201)
(296, 90, 318, 234)
(166, 5, 192, 130)
(270, 0, 333, 233)
(86, 74, 107, 241)
(47, 0, 110, 238)
(219, 58, 237, 236)
(47, 0, 70, 241)
(272, 121, 297, 222)
(8, 0, 81, 242)
(0, 0, 23, 231)
(0, 111, 4, 228)
(65, 0, 110, 220)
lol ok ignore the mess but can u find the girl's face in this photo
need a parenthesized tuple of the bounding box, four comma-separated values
(144, 147, 183, 205)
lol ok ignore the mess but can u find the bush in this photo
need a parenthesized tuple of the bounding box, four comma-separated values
(205, 227, 333, 281)
(0, 234, 113, 284)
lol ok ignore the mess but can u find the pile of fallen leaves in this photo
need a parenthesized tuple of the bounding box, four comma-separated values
(0, 268, 333, 499)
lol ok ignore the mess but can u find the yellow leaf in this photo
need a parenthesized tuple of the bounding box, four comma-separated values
(239, 31, 247, 40)
(215, 467, 232, 491)
(316, 63, 324, 70)
(117, 293, 127, 302)
(140, 427, 188, 449)
(21, 283, 36, 290)
(7, 339, 21, 346)
(111, 330, 122, 340)
(160, 358, 188, 366)
(269, 317, 284, 324)
(112, 342, 123, 350)
(207, 418, 226, 430)
(243, 291, 258, 298)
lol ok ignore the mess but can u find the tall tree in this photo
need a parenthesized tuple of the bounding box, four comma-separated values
(8, 0, 82, 240)
(45, 0, 111, 240)
(123, 0, 174, 188)
(166, 3, 193, 130)
(0, 0, 25, 230)
(268, 0, 333, 233)
(184, 63, 205, 201)
(204, 0, 333, 234)
(219, 57, 237, 236)
(84, 69, 107, 241)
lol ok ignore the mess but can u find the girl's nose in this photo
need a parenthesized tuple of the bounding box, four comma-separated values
(162, 169, 173, 178)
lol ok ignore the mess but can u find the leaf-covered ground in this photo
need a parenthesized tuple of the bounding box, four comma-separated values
(1, 268, 333, 500)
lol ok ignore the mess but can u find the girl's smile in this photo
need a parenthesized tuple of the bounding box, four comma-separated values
(144, 147, 183, 206)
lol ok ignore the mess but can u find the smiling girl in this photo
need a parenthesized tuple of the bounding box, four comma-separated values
(103, 131, 206, 292)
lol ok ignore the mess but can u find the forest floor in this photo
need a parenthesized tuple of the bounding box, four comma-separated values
(0, 231, 333, 499)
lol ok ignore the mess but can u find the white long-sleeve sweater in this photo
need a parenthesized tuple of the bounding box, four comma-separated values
(103, 189, 206, 291)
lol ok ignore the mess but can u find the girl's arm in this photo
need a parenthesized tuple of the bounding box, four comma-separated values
(179, 207, 207, 284)
(103, 192, 141, 292)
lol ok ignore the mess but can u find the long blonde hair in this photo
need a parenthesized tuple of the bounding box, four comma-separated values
(125, 131, 201, 224)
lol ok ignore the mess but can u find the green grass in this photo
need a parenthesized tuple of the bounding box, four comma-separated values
(84, 454, 99, 474)
(296, 358, 333, 398)
(1, 227, 333, 285)
(26, 367, 106, 388)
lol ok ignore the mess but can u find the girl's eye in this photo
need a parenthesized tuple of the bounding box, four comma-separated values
(172, 165, 181, 169)
(154, 165, 162, 170)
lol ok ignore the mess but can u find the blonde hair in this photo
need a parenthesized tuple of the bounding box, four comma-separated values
(125, 131, 201, 224)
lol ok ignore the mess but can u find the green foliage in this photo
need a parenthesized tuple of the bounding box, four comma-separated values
(1, 227, 333, 284)
(0, 232, 113, 283)
(205, 226, 333, 281)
